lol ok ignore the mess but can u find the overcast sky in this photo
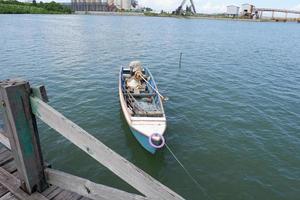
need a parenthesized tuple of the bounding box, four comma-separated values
(138, 0, 300, 13)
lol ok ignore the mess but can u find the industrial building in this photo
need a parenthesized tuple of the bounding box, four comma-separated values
(241, 4, 255, 16)
(114, 0, 131, 10)
(71, 0, 132, 12)
(226, 5, 239, 16)
(225, 3, 300, 21)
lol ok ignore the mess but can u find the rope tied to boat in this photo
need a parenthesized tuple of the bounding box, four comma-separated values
(165, 143, 213, 200)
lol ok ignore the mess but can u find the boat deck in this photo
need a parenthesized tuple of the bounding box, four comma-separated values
(0, 146, 92, 200)
(121, 67, 164, 117)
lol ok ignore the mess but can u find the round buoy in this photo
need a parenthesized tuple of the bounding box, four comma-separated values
(149, 133, 165, 149)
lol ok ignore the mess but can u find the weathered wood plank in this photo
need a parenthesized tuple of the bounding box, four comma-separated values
(0, 132, 10, 150)
(45, 168, 147, 200)
(0, 80, 48, 193)
(0, 148, 6, 155)
(0, 150, 13, 167)
(44, 187, 63, 199)
(0, 192, 18, 200)
(0, 185, 8, 197)
(41, 186, 58, 197)
(2, 159, 17, 174)
(52, 190, 82, 200)
(31, 97, 184, 200)
(0, 167, 48, 200)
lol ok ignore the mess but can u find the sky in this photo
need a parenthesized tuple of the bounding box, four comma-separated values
(138, 0, 300, 13)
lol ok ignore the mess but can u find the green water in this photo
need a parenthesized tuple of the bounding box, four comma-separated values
(1, 15, 300, 200)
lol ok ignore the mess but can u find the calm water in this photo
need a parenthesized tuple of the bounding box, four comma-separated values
(0, 15, 300, 200)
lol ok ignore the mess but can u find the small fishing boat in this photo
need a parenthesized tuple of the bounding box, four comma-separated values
(119, 61, 166, 154)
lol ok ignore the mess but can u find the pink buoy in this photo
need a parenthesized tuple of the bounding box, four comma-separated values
(149, 133, 165, 149)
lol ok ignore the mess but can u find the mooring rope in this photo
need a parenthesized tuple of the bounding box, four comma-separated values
(165, 143, 213, 200)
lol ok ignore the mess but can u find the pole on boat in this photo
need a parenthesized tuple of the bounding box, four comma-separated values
(140, 75, 169, 101)
(179, 52, 183, 68)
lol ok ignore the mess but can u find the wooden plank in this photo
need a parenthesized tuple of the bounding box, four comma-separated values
(44, 187, 63, 199)
(45, 168, 147, 200)
(31, 96, 184, 200)
(0, 167, 48, 200)
(0, 147, 7, 154)
(0, 192, 18, 200)
(0, 150, 13, 167)
(80, 197, 93, 200)
(41, 186, 58, 197)
(0, 80, 48, 193)
(2, 159, 17, 174)
(0, 132, 10, 150)
(52, 190, 82, 200)
(0, 185, 8, 197)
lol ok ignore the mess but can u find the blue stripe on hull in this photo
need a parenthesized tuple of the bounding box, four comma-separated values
(130, 128, 156, 154)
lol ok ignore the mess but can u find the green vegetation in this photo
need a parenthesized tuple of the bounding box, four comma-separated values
(0, 0, 71, 14)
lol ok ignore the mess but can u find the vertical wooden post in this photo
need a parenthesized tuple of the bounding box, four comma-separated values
(0, 79, 48, 194)
(0, 100, 4, 133)
(179, 52, 182, 68)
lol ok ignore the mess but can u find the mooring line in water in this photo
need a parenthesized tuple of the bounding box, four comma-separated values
(165, 143, 213, 200)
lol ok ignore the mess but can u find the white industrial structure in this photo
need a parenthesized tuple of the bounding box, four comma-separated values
(225, 3, 300, 21)
(112, 0, 131, 10)
(107, 0, 114, 5)
(241, 3, 255, 16)
(226, 5, 240, 16)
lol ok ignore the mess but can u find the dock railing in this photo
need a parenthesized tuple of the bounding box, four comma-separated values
(0, 79, 184, 200)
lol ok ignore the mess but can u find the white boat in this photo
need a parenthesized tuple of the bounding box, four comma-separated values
(119, 61, 166, 154)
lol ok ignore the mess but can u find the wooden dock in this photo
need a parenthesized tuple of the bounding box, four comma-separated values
(0, 79, 185, 200)
(0, 145, 91, 200)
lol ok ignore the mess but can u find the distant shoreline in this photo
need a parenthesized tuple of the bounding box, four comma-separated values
(75, 11, 300, 23)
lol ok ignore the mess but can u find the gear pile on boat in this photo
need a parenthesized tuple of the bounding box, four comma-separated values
(119, 61, 166, 154)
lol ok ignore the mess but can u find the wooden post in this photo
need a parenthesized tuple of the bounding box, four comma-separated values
(0, 79, 48, 194)
(179, 52, 182, 68)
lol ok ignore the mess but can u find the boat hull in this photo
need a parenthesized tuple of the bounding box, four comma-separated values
(130, 127, 157, 154)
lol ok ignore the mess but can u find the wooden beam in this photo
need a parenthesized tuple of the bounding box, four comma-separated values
(0, 80, 48, 194)
(45, 168, 148, 200)
(0, 131, 10, 149)
(31, 86, 48, 103)
(0, 167, 48, 200)
(30, 96, 184, 200)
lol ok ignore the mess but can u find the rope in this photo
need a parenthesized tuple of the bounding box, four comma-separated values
(165, 143, 213, 200)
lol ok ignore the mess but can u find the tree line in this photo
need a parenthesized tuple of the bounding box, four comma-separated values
(0, 0, 72, 14)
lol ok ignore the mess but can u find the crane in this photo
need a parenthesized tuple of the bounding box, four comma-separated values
(174, 0, 196, 15)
